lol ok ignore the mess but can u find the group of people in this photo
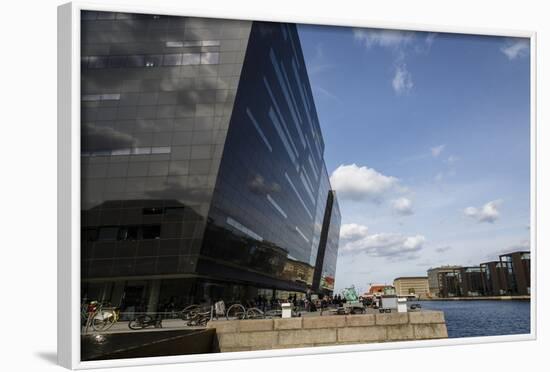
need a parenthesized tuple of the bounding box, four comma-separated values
(319, 294, 348, 308)
(252, 293, 351, 313)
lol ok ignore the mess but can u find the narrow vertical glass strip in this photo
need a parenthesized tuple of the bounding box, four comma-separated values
(268, 49, 304, 147)
(246, 107, 272, 152)
(285, 172, 313, 219)
(295, 226, 310, 243)
(263, 77, 300, 160)
(268, 107, 296, 166)
(266, 194, 287, 219)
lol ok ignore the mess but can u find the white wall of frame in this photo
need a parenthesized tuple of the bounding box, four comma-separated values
(1, 0, 548, 371)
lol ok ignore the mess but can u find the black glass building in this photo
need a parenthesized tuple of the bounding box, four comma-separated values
(80, 11, 341, 312)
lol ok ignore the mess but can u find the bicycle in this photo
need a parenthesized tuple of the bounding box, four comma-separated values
(84, 301, 120, 332)
(225, 303, 247, 320)
(186, 309, 213, 326)
(177, 303, 217, 326)
(128, 314, 162, 330)
(226, 303, 290, 320)
(180, 304, 202, 321)
(244, 307, 282, 319)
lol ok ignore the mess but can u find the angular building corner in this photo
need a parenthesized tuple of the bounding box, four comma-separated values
(80, 12, 341, 311)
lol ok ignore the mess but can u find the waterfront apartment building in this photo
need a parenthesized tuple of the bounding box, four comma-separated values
(480, 261, 511, 296)
(459, 267, 484, 296)
(438, 269, 463, 297)
(437, 267, 484, 297)
(393, 277, 430, 298)
(499, 251, 531, 295)
(432, 251, 530, 298)
(80, 12, 341, 312)
(427, 266, 462, 297)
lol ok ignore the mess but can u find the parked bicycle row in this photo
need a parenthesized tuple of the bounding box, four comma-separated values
(81, 300, 299, 333)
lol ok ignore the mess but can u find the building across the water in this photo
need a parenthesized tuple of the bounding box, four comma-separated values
(458, 267, 484, 297)
(366, 284, 395, 296)
(480, 261, 510, 296)
(80, 11, 341, 312)
(499, 251, 531, 295)
(431, 251, 530, 298)
(393, 277, 430, 298)
(438, 270, 463, 297)
(437, 267, 487, 298)
(427, 266, 463, 297)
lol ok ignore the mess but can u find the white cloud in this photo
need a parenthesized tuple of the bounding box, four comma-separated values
(464, 200, 502, 223)
(391, 197, 414, 215)
(330, 164, 399, 201)
(339, 223, 426, 260)
(392, 64, 413, 94)
(353, 28, 415, 49)
(353, 28, 434, 95)
(340, 223, 369, 241)
(463, 207, 477, 216)
(431, 144, 445, 157)
(501, 39, 529, 60)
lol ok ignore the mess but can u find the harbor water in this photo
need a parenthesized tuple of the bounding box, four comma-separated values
(415, 300, 531, 338)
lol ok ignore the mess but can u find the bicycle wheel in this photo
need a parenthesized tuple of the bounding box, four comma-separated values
(102, 310, 118, 331)
(91, 318, 108, 332)
(196, 314, 210, 326)
(91, 310, 114, 332)
(129, 315, 150, 330)
(246, 308, 264, 319)
(226, 304, 246, 320)
(181, 305, 201, 321)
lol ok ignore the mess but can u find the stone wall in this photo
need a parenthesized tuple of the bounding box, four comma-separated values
(207, 311, 447, 352)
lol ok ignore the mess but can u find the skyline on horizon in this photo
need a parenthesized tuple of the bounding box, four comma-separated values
(298, 25, 531, 293)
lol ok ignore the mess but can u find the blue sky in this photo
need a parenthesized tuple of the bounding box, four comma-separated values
(297, 25, 531, 293)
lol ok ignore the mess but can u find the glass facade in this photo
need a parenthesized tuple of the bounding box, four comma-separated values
(200, 22, 328, 294)
(427, 266, 462, 297)
(80, 12, 341, 312)
(438, 270, 462, 297)
(480, 261, 510, 296)
(480, 262, 495, 295)
(460, 267, 484, 296)
(499, 252, 531, 295)
(436, 250, 531, 298)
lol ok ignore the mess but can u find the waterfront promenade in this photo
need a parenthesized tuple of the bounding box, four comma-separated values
(82, 307, 410, 335)
(82, 309, 448, 359)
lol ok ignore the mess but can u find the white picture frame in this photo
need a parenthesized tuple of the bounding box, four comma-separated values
(58, 1, 537, 369)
